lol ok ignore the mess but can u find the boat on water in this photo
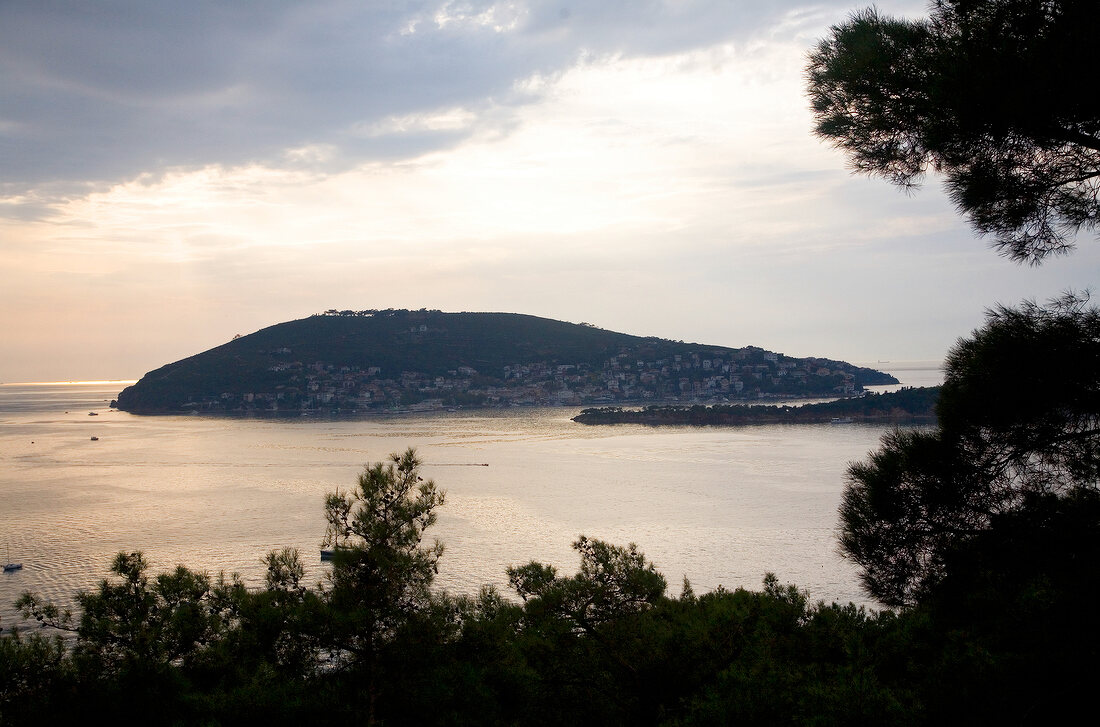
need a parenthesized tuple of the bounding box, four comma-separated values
(4, 544, 21, 572)
(320, 546, 352, 561)
(88, 411, 98, 416)
(830, 417, 854, 424)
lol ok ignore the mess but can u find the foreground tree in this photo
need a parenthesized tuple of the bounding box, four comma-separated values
(807, 0, 1100, 261)
(840, 294, 1100, 606)
(3, 453, 449, 725)
(508, 536, 667, 633)
(505, 537, 669, 724)
(16, 553, 236, 675)
(0, 629, 73, 721)
(12, 552, 243, 723)
(320, 447, 446, 722)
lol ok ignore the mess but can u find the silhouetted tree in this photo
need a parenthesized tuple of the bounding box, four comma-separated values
(14, 552, 242, 723)
(17, 553, 236, 675)
(508, 536, 667, 634)
(807, 0, 1100, 261)
(0, 629, 74, 722)
(320, 448, 445, 723)
(505, 537, 667, 723)
(840, 294, 1100, 606)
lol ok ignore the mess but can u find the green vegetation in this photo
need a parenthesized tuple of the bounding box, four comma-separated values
(113, 310, 896, 413)
(573, 385, 938, 425)
(841, 295, 1100, 606)
(808, 0, 1100, 261)
(320, 449, 446, 724)
(805, 2, 1100, 720)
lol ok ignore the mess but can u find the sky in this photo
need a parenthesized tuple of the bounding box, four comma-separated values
(2, 0, 1097, 383)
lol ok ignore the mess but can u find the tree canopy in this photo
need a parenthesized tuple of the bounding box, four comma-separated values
(320, 449, 446, 722)
(508, 536, 667, 633)
(807, 0, 1100, 262)
(840, 294, 1100, 606)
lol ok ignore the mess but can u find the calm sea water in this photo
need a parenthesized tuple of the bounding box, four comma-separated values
(0, 363, 942, 629)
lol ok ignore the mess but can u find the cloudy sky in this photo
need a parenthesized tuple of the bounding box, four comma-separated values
(2, 0, 1095, 383)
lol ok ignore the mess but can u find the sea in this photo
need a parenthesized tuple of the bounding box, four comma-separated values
(0, 362, 942, 630)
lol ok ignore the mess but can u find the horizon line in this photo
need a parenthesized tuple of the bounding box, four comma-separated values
(0, 380, 138, 387)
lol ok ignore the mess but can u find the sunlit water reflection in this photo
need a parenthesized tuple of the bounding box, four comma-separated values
(1, 365, 941, 629)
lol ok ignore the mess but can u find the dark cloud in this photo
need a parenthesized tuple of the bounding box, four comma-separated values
(0, 0, 820, 193)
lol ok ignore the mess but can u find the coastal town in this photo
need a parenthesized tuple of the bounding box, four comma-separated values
(174, 343, 878, 413)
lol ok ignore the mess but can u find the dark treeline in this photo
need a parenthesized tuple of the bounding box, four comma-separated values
(573, 386, 939, 426)
(3, 491, 1095, 726)
(2, 498, 1095, 726)
(0, 554, 1053, 727)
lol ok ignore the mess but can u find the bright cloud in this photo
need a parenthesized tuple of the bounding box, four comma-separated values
(1, 0, 1093, 383)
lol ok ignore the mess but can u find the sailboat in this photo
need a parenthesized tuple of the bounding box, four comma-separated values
(4, 543, 22, 572)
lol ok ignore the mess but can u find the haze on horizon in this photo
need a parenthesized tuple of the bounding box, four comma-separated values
(2, 1, 1096, 384)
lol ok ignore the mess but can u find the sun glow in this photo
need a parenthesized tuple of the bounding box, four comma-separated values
(5, 2, 1071, 384)
(11, 37, 836, 267)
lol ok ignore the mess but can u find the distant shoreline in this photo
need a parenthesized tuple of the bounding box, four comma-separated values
(0, 380, 138, 387)
(572, 386, 940, 427)
(99, 394, 843, 420)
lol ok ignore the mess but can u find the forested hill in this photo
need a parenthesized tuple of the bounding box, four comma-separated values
(573, 386, 939, 426)
(114, 309, 898, 413)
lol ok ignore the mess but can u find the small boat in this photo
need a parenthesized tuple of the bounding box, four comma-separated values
(90, 436, 99, 441)
(321, 546, 351, 561)
(830, 417, 854, 424)
(88, 412, 98, 416)
(4, 544, 21, 572)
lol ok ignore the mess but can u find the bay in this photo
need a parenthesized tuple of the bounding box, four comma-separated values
(0, 363, 941, 630)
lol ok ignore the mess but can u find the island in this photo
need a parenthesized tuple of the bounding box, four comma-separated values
(114, 309, 898, 414)
(572, 386, 939, 426)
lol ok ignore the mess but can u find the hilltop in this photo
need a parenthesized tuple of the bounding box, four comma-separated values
(114, 309, 898, 413)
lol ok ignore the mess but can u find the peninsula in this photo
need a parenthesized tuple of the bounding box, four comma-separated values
(572, 386, 939, 426)
(114, 309, 898, 414)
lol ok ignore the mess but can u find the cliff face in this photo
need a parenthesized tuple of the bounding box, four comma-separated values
(115, 310, 898, 413)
